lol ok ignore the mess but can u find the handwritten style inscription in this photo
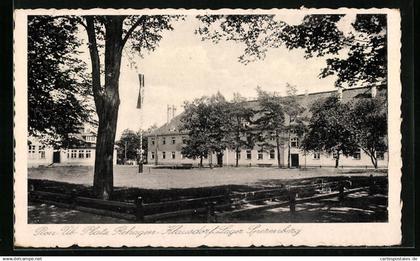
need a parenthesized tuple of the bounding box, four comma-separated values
(34, 225, 302, 238)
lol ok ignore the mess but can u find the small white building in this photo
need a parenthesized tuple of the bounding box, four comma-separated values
(28, 125, 117, 167)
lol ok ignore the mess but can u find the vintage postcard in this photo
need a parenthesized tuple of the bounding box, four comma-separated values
(14, 8, 402, 247)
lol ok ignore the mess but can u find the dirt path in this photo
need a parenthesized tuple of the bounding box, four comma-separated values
(28, 165, 387, 190)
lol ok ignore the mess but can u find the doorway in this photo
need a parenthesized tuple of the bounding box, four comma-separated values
(53, 151, 60, 163)
(291, 154, 299, 168)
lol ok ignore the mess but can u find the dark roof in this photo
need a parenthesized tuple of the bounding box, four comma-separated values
(146, 113, 185, 136)
(148, 86, 386, 137)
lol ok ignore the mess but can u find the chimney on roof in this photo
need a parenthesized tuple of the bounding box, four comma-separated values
(166, 104, 177, 123)
(167, 104, 170, 123)
(371, 85, 377, 98)
(172, 105, 177, 118)
(337, 87, 343, 101)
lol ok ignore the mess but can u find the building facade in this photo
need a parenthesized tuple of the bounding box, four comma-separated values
(146, 86, 388, 168)
(28, 124, 117, 167)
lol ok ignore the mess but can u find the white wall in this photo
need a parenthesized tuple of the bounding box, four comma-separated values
(28, 147, 118, 167)
(148, 147, 388, 169)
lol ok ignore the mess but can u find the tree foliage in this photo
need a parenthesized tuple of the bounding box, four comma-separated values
(349, 95, 387, 168)
(180, 93, 231, 167)
(282, 84, 308, 167)
(196, 14, 387, 88)
(115, 129, 149, 164)
(302, 95, 359, 168)
(226, 93, 256, 167)
(253, 87, 285, 168)
(30, 15, 180, 199)
(28, 16, 94, 148)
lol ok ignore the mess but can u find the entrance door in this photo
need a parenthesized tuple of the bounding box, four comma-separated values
(53, 151, 60, 163)
(291, 154, 299, 168)
(217, 153, 223, 167)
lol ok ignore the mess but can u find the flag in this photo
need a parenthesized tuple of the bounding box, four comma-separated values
(137, 74, 145, 109)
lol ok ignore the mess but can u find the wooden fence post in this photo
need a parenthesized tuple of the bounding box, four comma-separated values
(288, 190, 296, 214)
(224, 189, 232, 207)
(369, 174, 375, 195)
(70, 189, 77, 208)
(135, 196, 145, 222)
(206, 201, 216, 223)
(338, 182, 345, 202)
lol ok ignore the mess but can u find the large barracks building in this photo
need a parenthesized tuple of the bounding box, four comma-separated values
(146, 86, 388, 169)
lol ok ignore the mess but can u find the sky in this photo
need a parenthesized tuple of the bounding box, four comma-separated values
(87, 15, 356, 138)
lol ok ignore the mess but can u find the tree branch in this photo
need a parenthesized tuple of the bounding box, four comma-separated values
(121, 16, 144, 47)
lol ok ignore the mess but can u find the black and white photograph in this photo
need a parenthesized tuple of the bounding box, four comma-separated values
(13, 8, 402, 247)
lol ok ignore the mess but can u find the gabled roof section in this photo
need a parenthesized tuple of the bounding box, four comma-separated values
(147, 113, 186, 136)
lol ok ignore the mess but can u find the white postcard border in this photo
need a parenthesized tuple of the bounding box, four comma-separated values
(14, 8, 402, 247)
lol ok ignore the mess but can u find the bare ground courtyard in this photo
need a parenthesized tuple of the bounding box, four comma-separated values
(28, 165, 387, 190)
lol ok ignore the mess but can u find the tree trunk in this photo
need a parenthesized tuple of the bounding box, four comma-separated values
(287, 131, 291, 168)
(217, 152, 223, 167)
(335, 151, 340, 168)
(235, 129, 240, 167)
(87, 17, 124, 199)
(199, 156, 203, 168)
(275, 132, 282, 168)
(369, 153, 378, 169)
(235, 146, 239, 167)
(94, 104, 119, 199)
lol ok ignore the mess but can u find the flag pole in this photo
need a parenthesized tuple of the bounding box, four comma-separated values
(137, 73, 144, 174)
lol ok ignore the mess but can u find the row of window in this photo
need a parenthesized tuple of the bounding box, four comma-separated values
(67, 149, 92, 159)
(150, 136, 187, 146)
(28, 145, 45, 159)
(85, 136, 96, 142)
(150, 150, 278, 160)
(28, 146, 93, 160)
(150, 136, 300, 148)
(150, 151, 177, 160)
(150, 150, 386, 161)
(313, 150, 385, 160)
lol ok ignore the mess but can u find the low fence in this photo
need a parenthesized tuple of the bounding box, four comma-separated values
(29, 176, 382, 222)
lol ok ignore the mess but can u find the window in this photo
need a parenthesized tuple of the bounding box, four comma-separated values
(86, 136, 96, 142)
(171, 152, 176, 159)
(162, 152, 166, 159)
(376, 151, 385, 160)
(71, 150, 77, 159)
(151, 152, 155, 160)
(162, 137, 166, 145)
(79, 149, 85, 159)
(246, 150, 252, 160)
(86, 150, 91, 158)
(38, 146, 45, 159)
(291, 137, 299, 148)
(269, 149, 275, 159)
(353, 150, 361, 160)
(28, 145, 36, 159)
(270, 132, 276, 141)
(151, 138, 155, 146)
(258, 150, 263, 160)
(313, 151, 320, 160)
(247, 136, 253, 145)
(171, 137, 176, 144)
